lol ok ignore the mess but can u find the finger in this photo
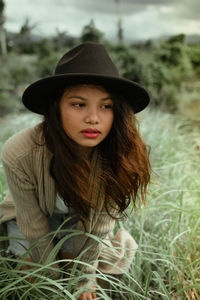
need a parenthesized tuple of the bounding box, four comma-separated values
(78, 292, 96, 300)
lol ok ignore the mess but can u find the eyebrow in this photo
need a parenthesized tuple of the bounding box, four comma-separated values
(67, 96, 113, 101)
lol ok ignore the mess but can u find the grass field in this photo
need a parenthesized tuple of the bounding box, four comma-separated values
(0, 109, 199, 299)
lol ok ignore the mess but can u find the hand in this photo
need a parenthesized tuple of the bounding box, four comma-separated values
(20, 257, 35, 283)
(78, 287, 96, 299)
(78, 292, 96, 299)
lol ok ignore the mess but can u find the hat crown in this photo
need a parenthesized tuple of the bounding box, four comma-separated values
(55, 42, 119, 77)
(22, 42, 150, 114)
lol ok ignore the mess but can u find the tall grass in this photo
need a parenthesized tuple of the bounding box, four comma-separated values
(0, 110, 199, 299)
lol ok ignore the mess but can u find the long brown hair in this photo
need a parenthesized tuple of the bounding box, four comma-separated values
(42, 86, 151, 218)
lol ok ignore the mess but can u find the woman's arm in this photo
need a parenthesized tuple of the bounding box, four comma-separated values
(74, 208, 116, 291)
(2, 160, 59, 278)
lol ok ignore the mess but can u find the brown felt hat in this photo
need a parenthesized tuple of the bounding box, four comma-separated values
(22, 42, 150, 114)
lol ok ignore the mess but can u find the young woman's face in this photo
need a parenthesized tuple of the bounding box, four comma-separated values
(59, 84, 114, 148)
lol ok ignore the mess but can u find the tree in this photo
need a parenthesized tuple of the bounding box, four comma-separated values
(80, 19, 104, 43)
(16, 18, 37, 53)
(188, 43, 200, 76)
(114, 0, 123, 42)
(0, 0, 7, 56)
(155, 34, 187, 67)
(52, 29, 77, 50)
(167, 33, 185, 44)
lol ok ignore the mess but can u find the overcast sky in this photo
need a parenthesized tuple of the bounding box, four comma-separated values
(4, 0, 200, 41)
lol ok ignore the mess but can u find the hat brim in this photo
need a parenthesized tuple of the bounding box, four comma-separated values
(22, 73, 150, 114)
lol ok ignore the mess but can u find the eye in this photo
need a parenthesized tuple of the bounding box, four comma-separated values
(102, 104, 113, 109)
(72, 103, 85, 108)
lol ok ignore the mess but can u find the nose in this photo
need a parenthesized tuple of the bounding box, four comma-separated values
(84, 107, 99, 124)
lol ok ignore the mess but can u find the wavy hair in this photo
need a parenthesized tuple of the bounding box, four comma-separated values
(41, 86, 151, 218)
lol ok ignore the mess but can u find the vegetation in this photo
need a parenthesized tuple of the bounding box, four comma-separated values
(0, 24, 200, 116)
(80, 19, 104, 43)
(0, 110, 199, 299)
(0, 10, 200, 300)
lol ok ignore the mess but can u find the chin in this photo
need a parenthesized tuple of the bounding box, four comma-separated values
(82, 143, 99, 147)
(79, 140, 100, 147)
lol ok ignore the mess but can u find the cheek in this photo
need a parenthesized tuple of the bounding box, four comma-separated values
(62, 116, 76, 131)
(105, 113, 114, 133)
(109, 112, 114, 127)
(60, 106, 75, 125)
(60, 110, 75, 134)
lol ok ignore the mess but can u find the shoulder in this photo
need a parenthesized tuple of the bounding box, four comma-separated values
(1, 123, 45, 166)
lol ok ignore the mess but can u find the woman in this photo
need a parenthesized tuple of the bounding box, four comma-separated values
(0, 42, 151, 299)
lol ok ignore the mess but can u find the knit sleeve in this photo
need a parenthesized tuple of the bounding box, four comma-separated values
(2, 161, 59, 276)
(74, 209, 116, 289)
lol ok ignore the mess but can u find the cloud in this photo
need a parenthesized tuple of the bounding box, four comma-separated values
(71, 0, 200, 24)
(57, 0, 178, 16)
(173, 0, 200, 20)
(4, 0, 200, 40)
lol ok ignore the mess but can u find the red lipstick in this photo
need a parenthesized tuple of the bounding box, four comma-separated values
(81, 128, 100, 138)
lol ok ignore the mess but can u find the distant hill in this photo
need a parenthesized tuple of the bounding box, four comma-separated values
(185, 34, 200, 44)
(152, 34, 200, 45)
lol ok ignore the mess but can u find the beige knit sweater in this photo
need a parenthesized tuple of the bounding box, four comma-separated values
(0, 124, 138, 287)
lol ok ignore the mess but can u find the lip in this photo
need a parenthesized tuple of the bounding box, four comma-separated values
(81, 128, 100, 133)
(81, 128, 100, 138)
